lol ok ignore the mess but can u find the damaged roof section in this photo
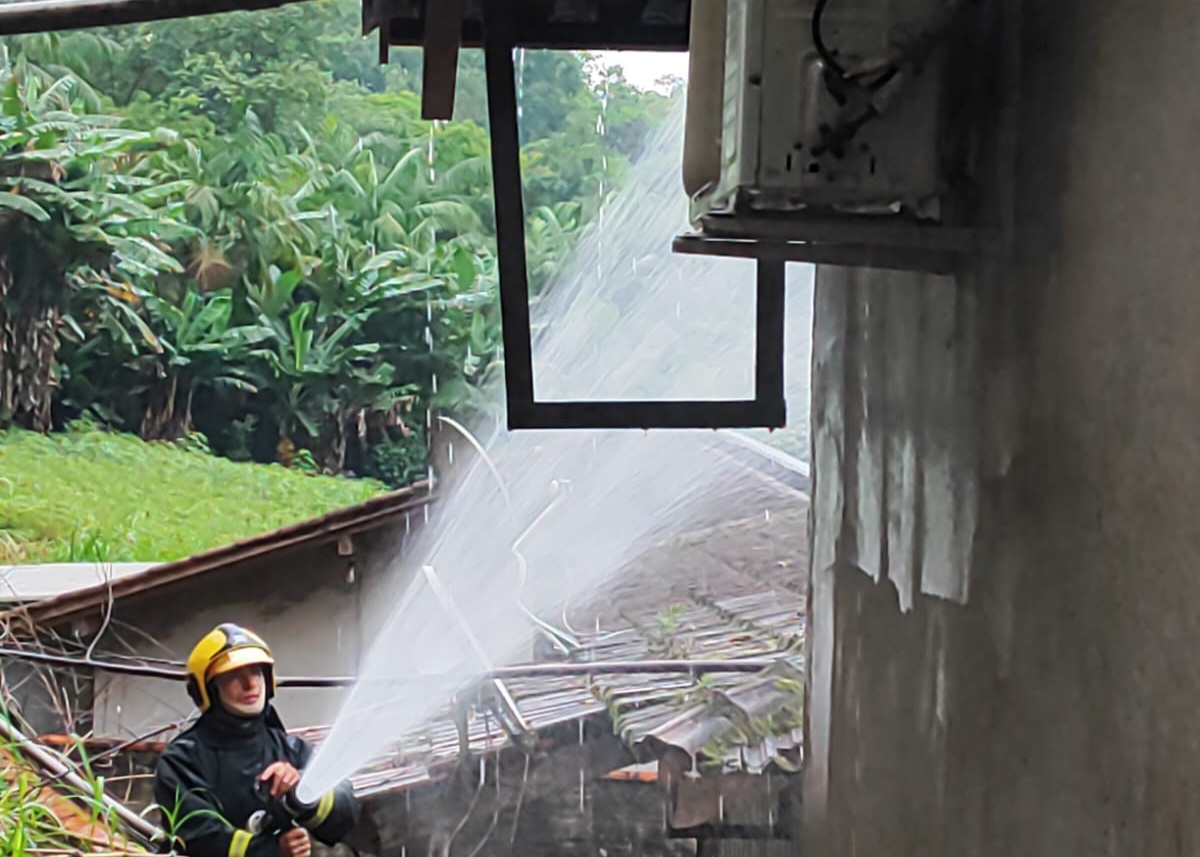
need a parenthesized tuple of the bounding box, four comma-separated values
(300, 508, 808, 799)
(611, 650, 804, 776)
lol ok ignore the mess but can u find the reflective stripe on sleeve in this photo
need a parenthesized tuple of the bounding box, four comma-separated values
(229, 829, 252, 857)
(305, 790, 336, 828)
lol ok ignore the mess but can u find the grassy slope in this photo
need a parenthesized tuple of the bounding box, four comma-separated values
(0, 427, 389, 564)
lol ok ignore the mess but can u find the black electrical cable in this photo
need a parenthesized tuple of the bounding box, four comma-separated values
(812, 0, 848, 79)
(0, 645, 782, 683)
(809, 0, 976, 155)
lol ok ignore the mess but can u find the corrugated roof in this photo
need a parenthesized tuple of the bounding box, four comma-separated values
(0, 563, 156, 603)
(297, 508, 808, 799)
(2, 482, 432, 628)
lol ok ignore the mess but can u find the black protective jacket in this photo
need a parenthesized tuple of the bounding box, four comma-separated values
(154, 707, 359, 857)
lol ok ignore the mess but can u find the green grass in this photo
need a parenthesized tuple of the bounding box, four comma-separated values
(0, 736, 132, 856)
(0, 425, 390, 564)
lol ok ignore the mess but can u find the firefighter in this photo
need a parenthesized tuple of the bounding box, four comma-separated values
(154, 624, 360, 857)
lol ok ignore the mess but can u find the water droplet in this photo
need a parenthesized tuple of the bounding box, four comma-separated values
(515, 47, 526, 120)
(427, 124, 437, 183)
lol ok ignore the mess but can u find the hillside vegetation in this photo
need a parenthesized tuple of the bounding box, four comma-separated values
(0, 8, 675, 488)
(0, 424, 389, 564)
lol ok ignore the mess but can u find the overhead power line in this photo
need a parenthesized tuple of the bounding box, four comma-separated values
(0, 645, 786, 684)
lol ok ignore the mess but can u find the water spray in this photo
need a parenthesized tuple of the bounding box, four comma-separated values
(439, 414, 579, 655)
(421, 565, 531, 737)
(294, 100, 814, 801)
(512, 479, 581, 656)
(437, 415, 510, 507)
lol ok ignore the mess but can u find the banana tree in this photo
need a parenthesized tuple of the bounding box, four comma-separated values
(166, 117, 315, 305)
(284, 119, 502, 424)
(247, 298, 413, 471)
(130, 289, 265, 440)
(0, 50, 188, 430)
(525, 201, 582, 294)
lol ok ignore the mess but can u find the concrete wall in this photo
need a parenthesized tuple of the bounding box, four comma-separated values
(92, 523, 421, 738)
(805, 0, 1200, 854)
(4, 662, 93, 737)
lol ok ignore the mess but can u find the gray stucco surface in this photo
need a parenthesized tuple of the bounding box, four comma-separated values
(805, 1, 1200, 853)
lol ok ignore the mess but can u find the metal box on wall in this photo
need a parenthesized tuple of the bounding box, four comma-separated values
(677, 0, 1010, 276)
(696, 0, 950, 220)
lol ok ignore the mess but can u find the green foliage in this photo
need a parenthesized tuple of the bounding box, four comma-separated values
(0, 45, 191, 431)
(0, 756, 113, 855)
(366, 433, 428, 489)
(648, 603, 691, 658)
(0, 423, 389, 563)
(0, 721, 138, 855)
(0, 715, 236, 855)
(0, 6, 672, 481)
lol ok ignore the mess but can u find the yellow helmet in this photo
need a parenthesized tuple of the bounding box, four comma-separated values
(185, 623, 276, 712)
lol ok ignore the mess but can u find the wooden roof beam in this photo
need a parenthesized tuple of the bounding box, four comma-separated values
(0, 0, 313, 36)
(421, 0, 466, 121)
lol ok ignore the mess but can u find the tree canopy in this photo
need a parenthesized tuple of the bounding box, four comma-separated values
(0, 6, 677, 486)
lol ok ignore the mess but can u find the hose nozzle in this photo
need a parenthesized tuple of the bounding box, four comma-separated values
(280, 786, 319, 821)
(252, 780, 319, 829)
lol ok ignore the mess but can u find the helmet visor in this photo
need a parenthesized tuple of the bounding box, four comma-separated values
(206, 646, 273, 681)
